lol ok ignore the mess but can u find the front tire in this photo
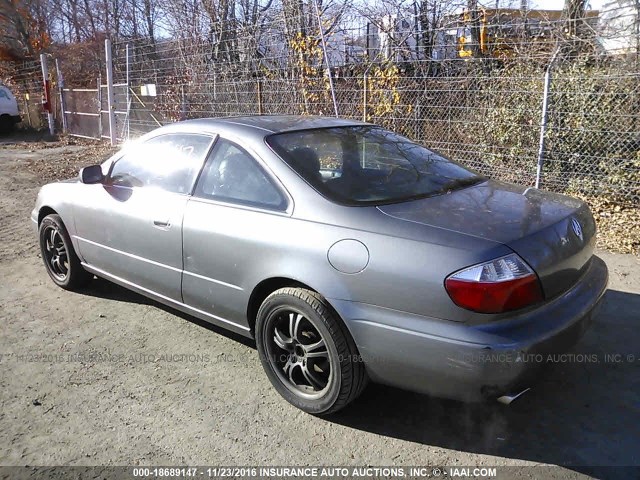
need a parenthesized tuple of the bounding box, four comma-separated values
(256, 287, 367, 415)
(39, 214, 92, 290)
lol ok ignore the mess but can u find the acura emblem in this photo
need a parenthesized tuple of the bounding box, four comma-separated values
(571, 218, 583, 241)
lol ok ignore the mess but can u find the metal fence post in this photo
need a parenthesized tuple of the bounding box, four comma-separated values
(40, 54, 55, 135)
(181, 85, 187, 120)
(536, 49, 559, 189)
(312, 0, 339, 117)
(105, 39, 117, 146)
(362, 63, 374, 122)
(97, 76, 103, 139)
(125, 43, 131, 140)
(362, 71, 368, 122)
(23, 97, 32, 127)
(55, 59, 67, 133)
(256, 79, 263, 115)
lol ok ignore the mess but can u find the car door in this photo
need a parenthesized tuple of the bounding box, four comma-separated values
(181, 138, 289, 327)
(73, 133, 215, 301)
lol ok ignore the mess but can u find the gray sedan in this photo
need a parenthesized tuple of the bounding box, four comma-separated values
(31, 116, 608, 414)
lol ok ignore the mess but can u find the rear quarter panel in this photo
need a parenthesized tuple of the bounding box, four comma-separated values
(182, 198, 512, 330)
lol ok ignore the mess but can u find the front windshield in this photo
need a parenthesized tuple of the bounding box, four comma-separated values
(266, 126, 485, 206)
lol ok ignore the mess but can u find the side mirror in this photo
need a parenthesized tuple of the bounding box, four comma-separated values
(79, 165, 104, 184)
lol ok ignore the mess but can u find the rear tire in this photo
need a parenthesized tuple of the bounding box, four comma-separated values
(39, 214, 92, 290)
(256, 287, 368, 415)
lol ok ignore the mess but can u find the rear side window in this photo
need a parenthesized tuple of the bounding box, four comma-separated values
(107, 133, 213, 194)
(194, 139, 286, 210)
(0, 89, 10, 100)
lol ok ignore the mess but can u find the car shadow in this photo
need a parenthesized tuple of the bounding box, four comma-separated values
(79, 277, 256, 349)
(329, 289, 640, 477)
(78, 280, 638, 476)
(0, 129, 57, 145)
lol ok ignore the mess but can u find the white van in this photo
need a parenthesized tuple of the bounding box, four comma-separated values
(0, 84, 21, 133)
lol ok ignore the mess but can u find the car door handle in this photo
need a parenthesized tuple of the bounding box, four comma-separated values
(153, 220, 171, 228)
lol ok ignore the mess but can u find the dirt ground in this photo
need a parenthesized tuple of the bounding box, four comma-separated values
(0, 132, 639, 477)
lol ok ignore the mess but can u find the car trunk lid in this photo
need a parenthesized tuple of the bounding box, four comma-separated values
(377, 180, 596, 299)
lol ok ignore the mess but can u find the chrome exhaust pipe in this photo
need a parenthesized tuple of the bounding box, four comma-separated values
(497, 387, 530, 405)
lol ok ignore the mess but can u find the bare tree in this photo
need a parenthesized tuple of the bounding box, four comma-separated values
(560, 0, 595, 58)
(0, 0, 51, 58)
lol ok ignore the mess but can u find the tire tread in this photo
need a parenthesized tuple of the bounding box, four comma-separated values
(258, 287, 368, 414)
(39, 214, 92, 290)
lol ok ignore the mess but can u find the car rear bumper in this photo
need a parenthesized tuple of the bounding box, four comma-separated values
(330, 255, 608, 402)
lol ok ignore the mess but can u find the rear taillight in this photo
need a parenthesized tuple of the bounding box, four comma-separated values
(445, 254, 543, 314)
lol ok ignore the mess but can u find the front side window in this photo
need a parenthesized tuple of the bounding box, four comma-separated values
(107, 133, 213, 194)
(194, 139, 286, 210)
(266, 126, 484, 206)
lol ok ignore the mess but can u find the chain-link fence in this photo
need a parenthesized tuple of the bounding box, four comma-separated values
(3, 3, 640, 208)
(98, 4, 639, 206)
(0, 59, 50, 130)
(62, 86, 101, 139)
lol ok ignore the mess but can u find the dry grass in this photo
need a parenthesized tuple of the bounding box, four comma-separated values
(581, 196, 640, 256)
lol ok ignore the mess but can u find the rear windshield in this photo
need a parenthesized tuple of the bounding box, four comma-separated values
(266, 126, 484, 206)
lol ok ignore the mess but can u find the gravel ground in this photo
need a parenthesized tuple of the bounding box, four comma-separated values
(0, 132, 639, 477)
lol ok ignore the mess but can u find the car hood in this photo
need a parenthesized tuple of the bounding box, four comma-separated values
(377, 180, 596, 298)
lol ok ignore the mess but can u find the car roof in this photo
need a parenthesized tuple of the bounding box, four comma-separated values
(155, 115, 369, 138)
